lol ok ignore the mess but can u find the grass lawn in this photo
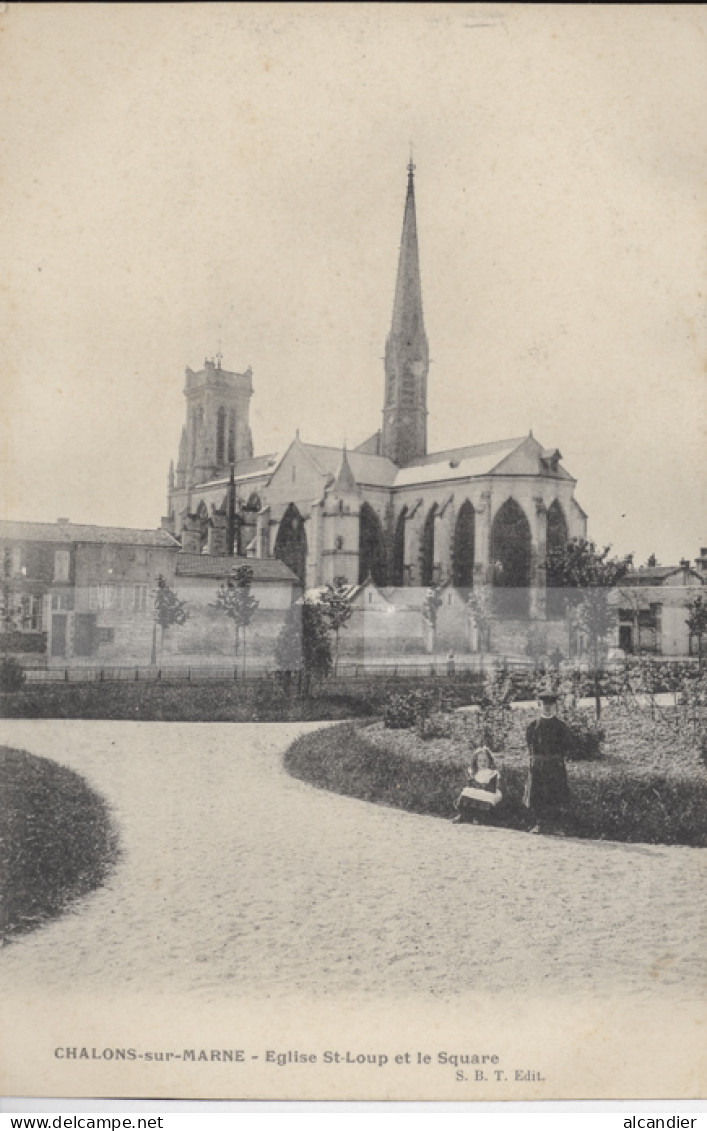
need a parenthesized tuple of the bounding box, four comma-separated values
(0, 675, 478, 722)
(284, 704, 707, 847)
(0, 747, 119, 941)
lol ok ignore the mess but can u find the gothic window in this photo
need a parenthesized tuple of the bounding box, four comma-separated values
(216, 407, 226, 465)
(391, 508, 407, 587)
(452, 500, 475, 590)
(274, 503, 308, 585)
(196, 500, 209, 552)
(228, 410, 236, 463)
(546, 499, 568, 556)
(546, 499, 569, 618)
(420, 504, 437, 586)
(358, 502, 386, 586)
(190, 410, 198, 462)
(490, 498, 531, 617)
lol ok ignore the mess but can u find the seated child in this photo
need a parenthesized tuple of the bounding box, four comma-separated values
(452, 746, 502, 824)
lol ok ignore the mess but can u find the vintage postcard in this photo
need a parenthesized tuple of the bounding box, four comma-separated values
(0, 2, 705, 1104)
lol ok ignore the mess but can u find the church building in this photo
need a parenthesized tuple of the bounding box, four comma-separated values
(163, 163, 587, 626)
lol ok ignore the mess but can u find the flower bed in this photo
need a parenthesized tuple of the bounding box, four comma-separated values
(284, 704, 707, 846)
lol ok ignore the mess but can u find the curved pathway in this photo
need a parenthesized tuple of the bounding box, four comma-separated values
(0, 720, 703, 1001)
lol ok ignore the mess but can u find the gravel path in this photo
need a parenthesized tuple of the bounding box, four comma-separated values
(0, 720, 704, 1002)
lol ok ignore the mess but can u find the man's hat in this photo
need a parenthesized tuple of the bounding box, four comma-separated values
(537, 683, 559, 703)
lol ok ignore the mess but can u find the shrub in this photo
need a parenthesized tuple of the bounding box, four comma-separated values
(1, 746, 119, 939)
(0, 657, 25, 692)
(563, 710, 605, 760)
(383, 692, 418, 729)
(382, 686, 459, 733)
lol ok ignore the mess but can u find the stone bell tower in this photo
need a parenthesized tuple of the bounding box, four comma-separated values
(381, 160, 429, 467)
(165, 354, 254, 536)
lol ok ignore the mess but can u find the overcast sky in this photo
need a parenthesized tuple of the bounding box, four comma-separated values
(1, 3, 705, 565)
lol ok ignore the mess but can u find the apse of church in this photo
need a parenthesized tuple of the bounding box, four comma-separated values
(164, 163, 587, 617)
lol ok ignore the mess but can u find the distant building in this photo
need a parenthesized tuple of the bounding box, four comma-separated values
(611, 560, 704, 657)
(0, 519, 299, 667)
(0, 519, 179, 664)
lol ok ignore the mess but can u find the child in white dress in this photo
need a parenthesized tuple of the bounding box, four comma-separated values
(452, 746, 503, 824)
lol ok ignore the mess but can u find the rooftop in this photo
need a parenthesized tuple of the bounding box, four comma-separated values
(0, 519, 179, 548)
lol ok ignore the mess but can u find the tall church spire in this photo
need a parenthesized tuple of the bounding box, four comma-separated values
(381, 159, 429, 466)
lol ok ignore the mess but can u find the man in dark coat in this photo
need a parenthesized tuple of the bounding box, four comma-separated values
(524, 690, 571, 834)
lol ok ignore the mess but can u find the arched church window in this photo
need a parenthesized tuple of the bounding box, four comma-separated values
(196, 500, 209, 552)
(452, 500, 475, 590)
(274, 503, 307, 585)
(420, 504, 437, 586)
(216, 407, 226, 465)
(546, 499, 569, 618)
(490, 498, 531, 617)
(358, 502, 387, 586)
(190, 411, 198, 462)
(391, 508, 407, 587)
(228, 411, 236, 463)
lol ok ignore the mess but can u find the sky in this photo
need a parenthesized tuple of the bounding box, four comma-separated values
(1, 3, 705, 566)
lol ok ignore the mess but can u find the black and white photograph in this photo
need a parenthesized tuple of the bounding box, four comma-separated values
(0, 3, 705, 1107)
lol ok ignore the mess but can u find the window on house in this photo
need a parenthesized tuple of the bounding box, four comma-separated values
(54, 550, 70, 582)
(133, 585, 148, 613)
(97, 627, 115, 644)
(20, 595, 42, 631)
(52, 591, 74, 612)
(12, 547, 25, 576)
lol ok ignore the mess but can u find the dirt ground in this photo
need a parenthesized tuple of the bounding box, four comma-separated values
(0, 719, 704, 1002)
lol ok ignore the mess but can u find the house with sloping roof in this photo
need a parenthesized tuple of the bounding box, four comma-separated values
(610, 560, 704, 657)
(0, 519, 179, 664)
(162, 164, 587, 648)
(1, 519, 300, 668)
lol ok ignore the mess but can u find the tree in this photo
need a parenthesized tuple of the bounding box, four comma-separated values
(276, 599, 332, 698)
(274, 603, 302, 692)
(300, 599, 332, 697)
(685, 594, 707, 671)
(212, 565, 259, 678)
(319, 576, 353, 674)
(466, 586, 492, 653)
(422, 585, 443, 656)
(545, 538, 631, 718)
(152, 575, 189, 663)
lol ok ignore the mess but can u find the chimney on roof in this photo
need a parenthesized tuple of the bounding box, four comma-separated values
(679, 558, 690, 571)
(57, 517, 69, 524)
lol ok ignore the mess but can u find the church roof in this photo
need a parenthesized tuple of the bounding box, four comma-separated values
(302, 443, 398, 487)
(393, 436, 527, 486)
(193, 453, 280, 490)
